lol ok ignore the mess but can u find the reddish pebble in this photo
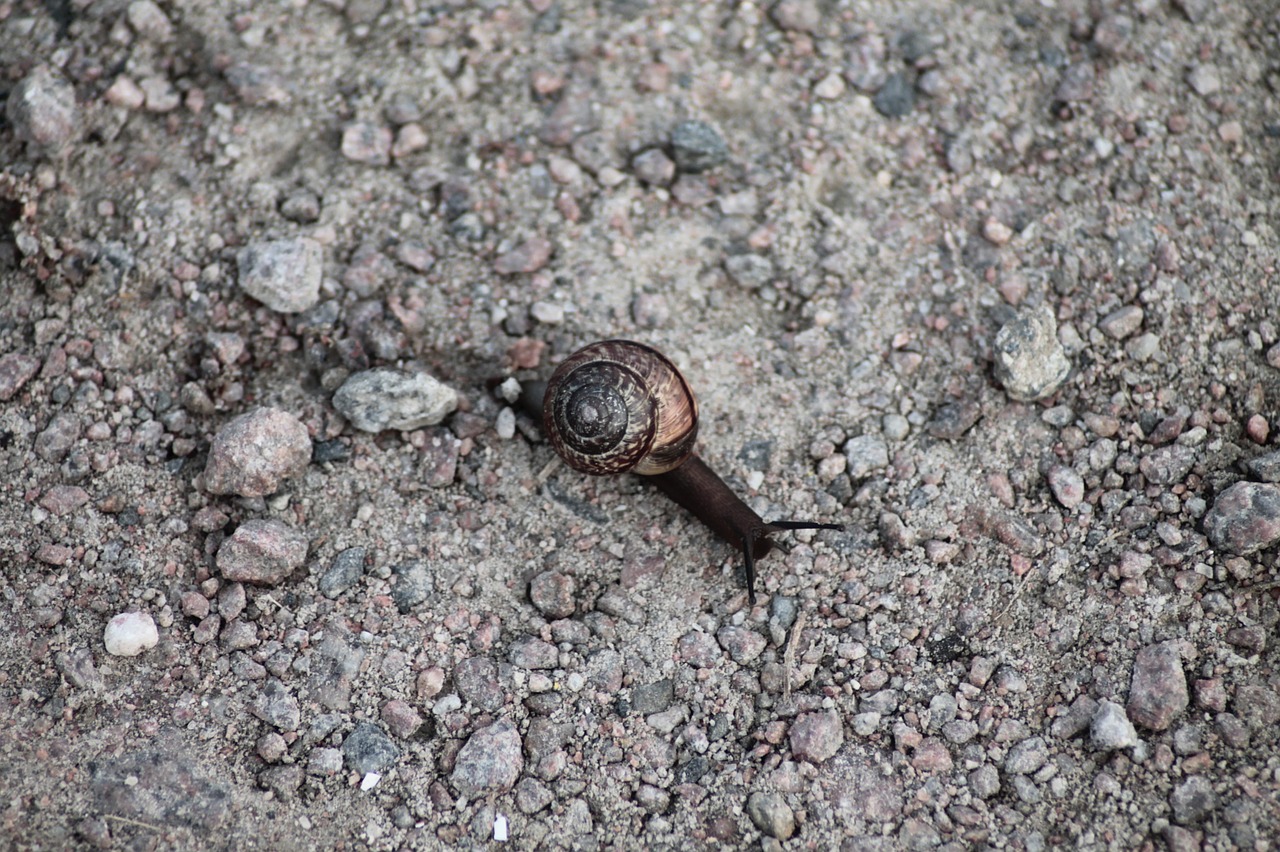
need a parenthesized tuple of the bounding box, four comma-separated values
(1246, 413, 1269, 444)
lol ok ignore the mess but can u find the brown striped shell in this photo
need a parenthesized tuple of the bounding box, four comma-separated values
(543, 340, 698, 476)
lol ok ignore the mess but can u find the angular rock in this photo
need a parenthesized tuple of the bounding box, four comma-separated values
(671, 120, 728, 173)
(789, 710, 844, 763)
(216, 520, 308, 585)
(1127, 640, 1188, 731)
(450, 718, 523, 796)
(993, 306, 1071, 402)
(203, 408, 312, 498)
(1203, 482, 1280, 555)
(746, 791, 795, 840)
(1090, 700, 1138, 750)
(237, 238, 323, 313)
(342, 722, 400, 774)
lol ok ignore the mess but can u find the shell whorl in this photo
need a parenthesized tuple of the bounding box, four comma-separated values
(543, 340, 698, 476)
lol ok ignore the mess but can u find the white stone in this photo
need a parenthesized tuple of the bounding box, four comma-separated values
(104, 611, 159, 656)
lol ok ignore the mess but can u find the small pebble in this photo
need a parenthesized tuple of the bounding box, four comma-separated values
(7, 65, 79, 155)
(874, 72, 915, 117)
(770, 0, 820, 33)
(216, 519, 308, 586)
(238, 238, 323, 313)
(451, 719, 524, 796)
(1046, 465, 1084, 509)
(632, 148, 676, 185)
(333, 368, 458, 432)
(340, 120, 393, 166)
(993, 306, 1071, 402)
(308, 747, 343, 776)
(1090, 700, 1138, 751)
(343, 723, 401, 774)
(1003, 737, 1047, 775)
(494, 237, 552, 275)
(724, 254, 774, 290)
(1098, 305, 1144, 339)
(495, 407, 516, 440)
(843, 434, 889, 480)
(319, 547, 366, 599)
(0, 353, 41, 401)
(1186, 64, 1221, 97)
(745, 791, 796, 840)
(813, 73, 845, 99)
(203, 407, 312, 498)
(716, 626, 766, 665)
(1170, 776, 1216, 825)
(251, 679, 301, 731)
(455, 656, 505, 711)
(529, 571, 576, 619)
(789, 710, 844, 763)
(104, 612, 159, 657)
(671, 120, 729, 173)
(380, 700, 424, 739)
(126, 0, 173, 41)
(982, 218, 1013, 246)
(1203, 482, 1280, 555)
(1128, 640, 1188, 731)
(1245, 414, 1269, 444)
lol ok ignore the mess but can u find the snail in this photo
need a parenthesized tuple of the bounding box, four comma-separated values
(522, 339, 842, 604)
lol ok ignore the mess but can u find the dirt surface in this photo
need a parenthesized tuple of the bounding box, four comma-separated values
(3, 0, 1280, 849)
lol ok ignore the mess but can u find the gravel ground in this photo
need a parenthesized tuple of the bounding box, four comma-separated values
(2, 0, 1279, 849)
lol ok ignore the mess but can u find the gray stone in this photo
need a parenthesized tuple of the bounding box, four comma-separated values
(671, 120, 728, 173)
(318, 547, 366, 598)
(342, 722, 401, 775)
(993, 306, 1071, 402)
(237, 238, 322, 313)
(1170, 776, 1215, 825)
(333, 368, 458, 432)
(844, 434, 890, 480)
(746, 791, 795, 840)
(1090, 700, 1138, 751)
(7, 65, 79, 155)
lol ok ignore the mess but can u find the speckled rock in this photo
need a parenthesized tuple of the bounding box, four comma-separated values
(671, 120, 728, 173)
(450, 718, 523, 796)
(789, 710, 844, 763)
(1128, 640, 1188, 731)
(1203, 482, 1280, 555)
(0, 353, 41, 401)
(215, 519, 308, 585)
(342, 723, 400, 775)
(203, 407, 312, 498)
(993, 306, 1071, 401)
(251, 679, 301, 732)
(7, 65, 79, 154)
(332, 368, 458, 432)
(746, 791, 795, 840)
(237, 238, 323, 313)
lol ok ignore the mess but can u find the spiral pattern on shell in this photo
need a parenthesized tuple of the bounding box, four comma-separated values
(543, 340, 698, 476)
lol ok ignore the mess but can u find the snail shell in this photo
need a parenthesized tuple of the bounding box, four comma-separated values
(543, 340, 698, 476)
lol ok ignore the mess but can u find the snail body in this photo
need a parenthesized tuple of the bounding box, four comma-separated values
(531, 339, 841, 604)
